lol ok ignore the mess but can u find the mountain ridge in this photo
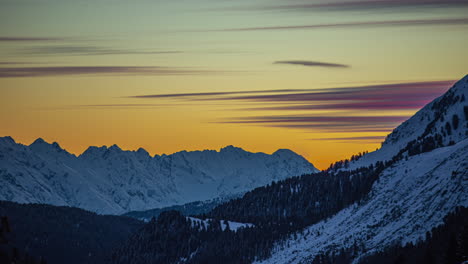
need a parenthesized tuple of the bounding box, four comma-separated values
(0, 137, 317, 214)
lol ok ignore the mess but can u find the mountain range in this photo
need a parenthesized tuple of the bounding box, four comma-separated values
(0, 139, 317, 214)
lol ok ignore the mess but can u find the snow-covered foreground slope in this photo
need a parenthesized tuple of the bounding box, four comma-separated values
(258, 138, 468, 264)
(0, 139, 317, 215)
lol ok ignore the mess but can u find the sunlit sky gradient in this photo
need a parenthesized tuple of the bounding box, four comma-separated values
(1, 0, 467, 169)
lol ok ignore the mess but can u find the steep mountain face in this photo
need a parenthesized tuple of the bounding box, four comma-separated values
(0, 139, 317, 214)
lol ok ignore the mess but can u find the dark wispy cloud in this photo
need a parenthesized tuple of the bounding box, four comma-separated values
(129, 89, 306, 99)
(135, 80, 452, 107)
(204, 81, 452, 103)
(220, 115, 407, 124)
(0, 62, 31, 65)
(129, 79, 455, 133)
(19, 46, 182, 56)
(274, 60, 349, 68)
(308, 136, 386, 143)
(217, 18, 468, 31)
(0, 66, 222, 78)
(218, 115, 408, 132)
(241, 99, 431, 111)
(257, 0, 468, 12)
(0, 61, 52, 65)
(0, 36, 64, 42)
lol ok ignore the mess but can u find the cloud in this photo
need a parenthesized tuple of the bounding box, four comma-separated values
(129, 80, 454, 111)
(220, 115, 407, 124)
(128, 79, 455, 134)
(216, 18, 468, 31)
(218, 115, 408, 133)
(240, 99, 432, 111)
(130, 81, 453, 102)
(129, 89, 304, 99)
(308, 136, 386, 141)
(274, 60, 349, 68)
(0, 36, 63, 42)
(0, 61, 50, 65)
(258, 0, 468, 12)
(191, 80, 453, 105)
(19, 45, 182, 56)
(0, 66, 222, 78)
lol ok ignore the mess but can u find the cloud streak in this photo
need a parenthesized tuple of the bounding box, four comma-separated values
(259, 0, 468, 12)
(309, 136, 385, 143)
(216, 18, 468, 31)
(129, 79, 455, 133)
(0, 37, 64, 42)
(129, 89, 305, 99)
(218, 115, 408, 132)
(274, 60, 349, 68)
(0, 66, 222, 78)
(19, 46, 182, 56)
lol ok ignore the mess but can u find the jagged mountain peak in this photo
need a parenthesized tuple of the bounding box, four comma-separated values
(219, 145, 246, 154)
(0, 136, 16, 146)
(29, 137, 69, 156)
(136, 147, 149, 155)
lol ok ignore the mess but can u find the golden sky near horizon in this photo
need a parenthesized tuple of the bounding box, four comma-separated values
(1, 0, 467, 169)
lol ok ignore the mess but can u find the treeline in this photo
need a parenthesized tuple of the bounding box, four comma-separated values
(111, 210, 276, 264)
(327, 150, 369, 171)
(311, 206, 468, 264)
(206, 163, 385, 229)
(123, 198, 225, 221)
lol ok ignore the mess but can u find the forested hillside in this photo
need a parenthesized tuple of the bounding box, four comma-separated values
(0, 201, 143, 264)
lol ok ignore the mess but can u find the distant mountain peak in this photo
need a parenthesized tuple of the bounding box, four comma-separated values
(0, 136, 16, 145)
(220, 145, 245, 153)
(136, 147, 150, 155)
(29, 137, 65, 153)
(30, 137, 46, 145)
(273, 148, 296, 156)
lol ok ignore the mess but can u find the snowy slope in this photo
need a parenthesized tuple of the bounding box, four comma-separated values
(257, 75, 468, 264)
(258, 138, 468, 264)
(0, 139, 317, 214)
(347, 74, 468, 170)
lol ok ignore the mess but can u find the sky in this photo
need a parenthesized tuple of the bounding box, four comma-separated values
(0, 0, 467, 169)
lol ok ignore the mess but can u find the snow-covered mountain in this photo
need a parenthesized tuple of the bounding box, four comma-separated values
(0, 139, 317, 214)
(257, 75, 468, 263)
